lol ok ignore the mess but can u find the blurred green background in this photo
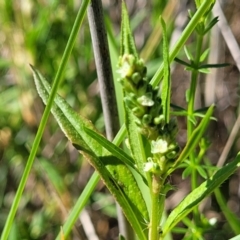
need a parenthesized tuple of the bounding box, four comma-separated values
(0, 0, 240, 239)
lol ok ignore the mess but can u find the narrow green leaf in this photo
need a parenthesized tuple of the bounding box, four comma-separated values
(170, 104, 186, 112)
(170, 105, 214, 172)
(194, 106, 213, 113)
(198, 68, 210, 74)
(199, 63, 230, 69)
(150, 0, 216, 88)
(188, 115, 197, 125)
(185, 66, 195, 72)
(32, 67, 149, 240)
(124, 106, 149, 180)
(83, 127, 136, 170)
(199, 48, 210, 62)
(124, 105, 152, 216)
(184, 46, 194, 62)
(120, 1, 138, 57)
(203, 16, 219, 34)
(171, 110, 188, 117)
(160, 17, 171, 123)
(162, 154, 240, 236)
(196, 165, 207, 179)
(182, 166, 192, 179)
(193, 113, 217, 121)
(174, 58, 192, 68)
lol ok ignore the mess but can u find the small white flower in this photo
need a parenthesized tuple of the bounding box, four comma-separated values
(143, 162, 155, 172)
(137, 93, 154, 106)
(143, 159, 160, 173)
(151, 138, 168, 154)
(117, 61, 133, 78)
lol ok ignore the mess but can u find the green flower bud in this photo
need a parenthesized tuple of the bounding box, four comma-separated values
(168, 143, 178, 151)
(154, 115, 165, 125)
(132, 107, 145, 118)
(137, 58, 145, 68)
(166, 150, 178, 159)
(131, 72, 142, 85)
(142, 114, 152, 125)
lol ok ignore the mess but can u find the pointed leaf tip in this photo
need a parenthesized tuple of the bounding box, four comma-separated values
(120, 1, 138, 57)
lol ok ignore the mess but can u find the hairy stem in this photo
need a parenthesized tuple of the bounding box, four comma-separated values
(149, 175, 165, 240)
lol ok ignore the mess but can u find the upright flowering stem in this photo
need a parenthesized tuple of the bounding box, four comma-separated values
(118, 2, 182, 238)
(149, 174, 166, 240)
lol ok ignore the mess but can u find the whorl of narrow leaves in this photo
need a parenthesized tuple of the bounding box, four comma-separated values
(118, 3, 180, 174)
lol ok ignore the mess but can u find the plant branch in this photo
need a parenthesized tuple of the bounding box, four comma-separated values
(150, 0, 215, 88)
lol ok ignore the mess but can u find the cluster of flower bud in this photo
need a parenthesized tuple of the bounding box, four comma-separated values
(117, 54, 180, 174)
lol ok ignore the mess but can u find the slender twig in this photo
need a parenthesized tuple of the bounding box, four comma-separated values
(217, 115, 240, 168)
(87, 0, 119, 140)
(87, 1, 134, 239)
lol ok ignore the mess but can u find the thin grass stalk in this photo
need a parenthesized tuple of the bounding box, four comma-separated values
(0, 1, 90, 239)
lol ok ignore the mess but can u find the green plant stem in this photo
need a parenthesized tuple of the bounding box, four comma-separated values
(149, 175, 164, 240)
(187, 34, 204, 224)
(150, 0, 214, 88)
(0, 1, 90, 239)
(187, 35, 204, 137)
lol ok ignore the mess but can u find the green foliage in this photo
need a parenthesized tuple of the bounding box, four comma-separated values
(32, 67, 149, 240)
(1, 0, 240, 239)
(162, 154, 240, 236)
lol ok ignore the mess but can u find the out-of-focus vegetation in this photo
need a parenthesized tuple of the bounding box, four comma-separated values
(1, 0, 240, 239)
(0, 1, 101, 239)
